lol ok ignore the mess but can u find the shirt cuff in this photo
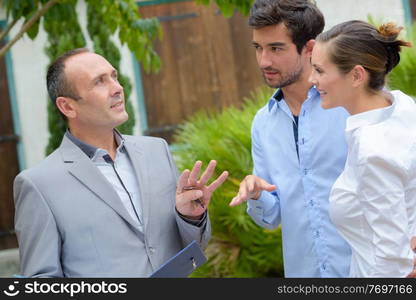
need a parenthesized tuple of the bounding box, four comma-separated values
(247, 190, 277, 214)
(175, 208, 207, 227)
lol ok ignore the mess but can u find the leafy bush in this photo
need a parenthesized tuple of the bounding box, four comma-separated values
(367, 16, 416, 97)
(172, 87, 284, 277)
(388, 22, 416, 97)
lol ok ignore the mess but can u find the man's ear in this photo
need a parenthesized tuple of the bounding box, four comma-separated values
(350, 65, 366, 88)
(304, 39, 316, 57)
(55, 96, 77, 119)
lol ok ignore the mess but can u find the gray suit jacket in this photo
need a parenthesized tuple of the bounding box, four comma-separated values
(14, 135, 211, 277)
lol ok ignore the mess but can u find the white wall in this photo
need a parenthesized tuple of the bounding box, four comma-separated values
(2, 0, 143, 169)
(316, 0, 406, 30)
(8, 18, 50, 169)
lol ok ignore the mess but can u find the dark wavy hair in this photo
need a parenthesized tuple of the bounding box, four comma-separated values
(249, 0, 325, 53)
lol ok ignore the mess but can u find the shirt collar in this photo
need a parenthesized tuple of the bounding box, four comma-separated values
(268, 89, 283, 112)
(345, 94, 395, 132)
(65, 129, 125, 159)
(267, 86, 319, 112)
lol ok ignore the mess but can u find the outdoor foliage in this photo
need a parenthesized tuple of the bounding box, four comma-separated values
(0, 0, 161, 69)
(367, 16, 416, 97)
(196, 0, 253, 17)
(388, 22, 416, 97)
(172, 87, 284, 277)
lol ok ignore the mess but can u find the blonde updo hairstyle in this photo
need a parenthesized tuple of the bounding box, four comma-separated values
(316, 20, 411, 92)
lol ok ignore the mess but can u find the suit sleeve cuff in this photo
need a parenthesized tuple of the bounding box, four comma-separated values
(175, 208, 207, 227)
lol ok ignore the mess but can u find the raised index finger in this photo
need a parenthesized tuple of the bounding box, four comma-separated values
(176, 169, 191, 194)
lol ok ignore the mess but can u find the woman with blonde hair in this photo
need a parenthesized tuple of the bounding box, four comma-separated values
(309, 20, 416, 277)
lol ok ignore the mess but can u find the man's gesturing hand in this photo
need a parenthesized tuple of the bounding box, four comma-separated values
(229, 175, 276, 207)
(176, 160, 228, 219)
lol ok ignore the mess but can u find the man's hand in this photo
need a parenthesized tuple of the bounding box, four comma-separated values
(406, 237, 416, 278)
(175, 160, 228, 219)
(229, 175, 276, 207)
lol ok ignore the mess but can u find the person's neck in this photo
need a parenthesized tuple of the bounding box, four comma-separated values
(347, 90, 392, 115)
(69, 126, 118, 159)
(281, 78, 313, 116)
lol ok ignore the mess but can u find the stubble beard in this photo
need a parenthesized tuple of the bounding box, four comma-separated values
(263, 65, 304, 89)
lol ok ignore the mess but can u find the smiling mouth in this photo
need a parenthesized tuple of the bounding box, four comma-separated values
(110, 101, 123, 108)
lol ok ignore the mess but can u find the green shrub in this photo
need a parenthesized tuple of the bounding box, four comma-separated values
(388, 22, 416, 97)
(172, 87, 284, 277)
(367, 16, 416, 97)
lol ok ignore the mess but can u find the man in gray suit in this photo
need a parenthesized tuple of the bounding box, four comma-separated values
(14, 48, 228, 277)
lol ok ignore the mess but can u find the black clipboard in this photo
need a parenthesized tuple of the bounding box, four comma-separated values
(150, 240, 207, 278)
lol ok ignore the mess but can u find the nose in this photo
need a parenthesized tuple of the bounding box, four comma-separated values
(111, 78, 123, 96)
(308, 71, 317, 86)
(258, 50, 272, 69)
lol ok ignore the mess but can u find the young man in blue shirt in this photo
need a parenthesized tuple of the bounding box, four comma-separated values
(230, 0, 351, 277)
(230, 0, 416, 278)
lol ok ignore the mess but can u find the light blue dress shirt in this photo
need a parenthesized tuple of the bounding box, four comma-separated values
(247, 87, 352, 277)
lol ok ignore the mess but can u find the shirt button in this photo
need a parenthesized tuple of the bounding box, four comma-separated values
(149, 247, 155, 254)
(309, 200, 314, 206)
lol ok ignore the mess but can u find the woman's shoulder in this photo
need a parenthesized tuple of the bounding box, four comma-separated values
(356, 123, 415, 173)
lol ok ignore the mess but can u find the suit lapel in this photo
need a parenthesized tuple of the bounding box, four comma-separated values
(59, 136, 144, 237)
(123, 137, 150, 231)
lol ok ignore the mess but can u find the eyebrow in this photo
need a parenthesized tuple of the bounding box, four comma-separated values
(91, 69, 117, 82)
(252, 41, 287, 47)
(268, 42, 286, 47)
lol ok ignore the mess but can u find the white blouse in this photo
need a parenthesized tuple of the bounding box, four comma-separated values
(329, 90, 416, 277)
